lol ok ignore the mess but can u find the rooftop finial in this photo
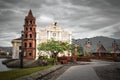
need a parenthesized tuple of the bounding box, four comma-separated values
(28, 9, 33, 17)
(54, 22, 57, 26)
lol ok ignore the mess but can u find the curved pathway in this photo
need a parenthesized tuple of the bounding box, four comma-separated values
(56, 60, 118, 80)
(0, 58, 11, 71)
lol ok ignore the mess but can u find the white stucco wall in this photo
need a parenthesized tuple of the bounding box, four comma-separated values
(12, 39, 21, 59)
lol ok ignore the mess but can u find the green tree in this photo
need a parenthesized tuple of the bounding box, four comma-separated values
(78, 44, 84, 54)
(37, 39, 71, 59)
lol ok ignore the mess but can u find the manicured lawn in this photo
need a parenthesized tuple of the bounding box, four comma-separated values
(0, 65, 53, 80)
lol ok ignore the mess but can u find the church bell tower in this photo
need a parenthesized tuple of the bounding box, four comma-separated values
(22, 9, 36, 59)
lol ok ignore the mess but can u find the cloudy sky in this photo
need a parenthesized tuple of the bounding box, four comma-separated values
(0, 0, 120, 46)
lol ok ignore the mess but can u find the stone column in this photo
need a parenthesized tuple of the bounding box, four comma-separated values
(69, 34, 72, 44)
(59, 31, 61, 41)
(47, 31, 51, 40)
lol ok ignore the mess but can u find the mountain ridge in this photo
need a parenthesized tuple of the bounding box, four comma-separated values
(72, 36, 120, 52)
(0, 36, 120, 52)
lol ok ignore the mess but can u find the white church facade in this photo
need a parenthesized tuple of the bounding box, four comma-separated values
(11, 10, 72, 60)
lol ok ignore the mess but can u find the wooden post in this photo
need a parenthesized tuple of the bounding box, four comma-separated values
(20, 31, 24, 68)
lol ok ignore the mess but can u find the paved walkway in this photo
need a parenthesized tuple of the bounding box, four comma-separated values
(56, 60, 112, 80)
(0, 58, 11, 72)
(56, 65, 100, 80)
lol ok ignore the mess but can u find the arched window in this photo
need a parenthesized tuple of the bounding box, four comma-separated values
(30, 27, 32, 31)
(25, 34, 27, 38)
(30, 34, 32, 38)
(30, 20, 32, 24)
(24, 43, 27, 47)
(34, 28, 35, 31)
(19, 46, 21, 50)
(25, 20, 28, 24)
(29, 53, 32, 56)
(26, 28, 28, 31)
(29, 43, 32, 47)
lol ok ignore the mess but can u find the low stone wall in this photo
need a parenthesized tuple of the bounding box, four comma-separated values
(58, 56, 91, 64)
(92, 52, 120, 57)
(77, 57, 91, 62)
(91, 56, 120, 62)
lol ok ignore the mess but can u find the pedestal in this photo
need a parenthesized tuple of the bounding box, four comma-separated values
(72, 56, 77, 62)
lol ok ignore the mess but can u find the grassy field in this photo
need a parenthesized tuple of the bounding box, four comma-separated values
(0, 65, 53, 80)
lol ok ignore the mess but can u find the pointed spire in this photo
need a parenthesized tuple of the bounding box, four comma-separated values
(27, 9, 33, 17)
(97, 41, 106, 52)
(112, 40, 120, 53)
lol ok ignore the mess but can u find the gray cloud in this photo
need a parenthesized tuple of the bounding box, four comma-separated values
(0, 0, 120, 46)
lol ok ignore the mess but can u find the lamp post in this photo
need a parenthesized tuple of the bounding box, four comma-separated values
(20, 31, 24, 68)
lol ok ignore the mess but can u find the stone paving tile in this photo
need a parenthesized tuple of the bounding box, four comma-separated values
(37, 65, 70, 80)
(56, 65, 100, 80)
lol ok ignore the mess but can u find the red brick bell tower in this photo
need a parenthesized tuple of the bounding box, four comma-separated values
(22, 9, 36, 59)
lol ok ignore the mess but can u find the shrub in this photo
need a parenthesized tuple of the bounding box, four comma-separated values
(77, 52, 84, 56)
(47, 58, 57, 65)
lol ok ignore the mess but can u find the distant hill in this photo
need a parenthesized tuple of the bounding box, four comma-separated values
(72, 36, 120, 52)
(0, 47, 12, 53)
